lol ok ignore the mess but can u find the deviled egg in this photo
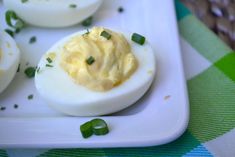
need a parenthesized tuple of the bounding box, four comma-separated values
(0, 30, 20, 94)
(35, 27, 156, 116)
(3, 0, 103, 28)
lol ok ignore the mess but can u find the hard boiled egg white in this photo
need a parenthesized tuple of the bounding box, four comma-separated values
(3, 0, 103, 28)
(0, 30, 20, 94)
(35, 29, 156, 116)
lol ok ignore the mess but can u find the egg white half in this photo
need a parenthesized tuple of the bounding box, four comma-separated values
(35, 29, 156, 116)
(0, 31, 20, 94)
(3, 0, 103, 28)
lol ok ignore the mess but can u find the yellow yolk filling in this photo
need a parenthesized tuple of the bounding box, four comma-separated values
(60, 27, 138, 91)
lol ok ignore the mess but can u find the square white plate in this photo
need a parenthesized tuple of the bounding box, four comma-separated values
(0, 0, 189, 148)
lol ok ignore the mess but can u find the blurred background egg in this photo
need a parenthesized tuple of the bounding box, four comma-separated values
(35, 28, 156, 116)
(0, 30, 20, 94)
(3, 0, 103, 28)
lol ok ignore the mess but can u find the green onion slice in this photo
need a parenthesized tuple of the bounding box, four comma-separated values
(86, 56, 95, 65)
(4, 29, 14, 37)
(69, 4, 77, 8)
(24, 67, 36, 78)
(5, 10, 24, 30)
(91, 118, 109, 135)
(80, 121, 93, 138)
(100, 31, 111, 40)
(46, 64, 53, 67)
(81, 16, 93, 27)
(46, 57, 52, 63)
(21, 0, 28, 3)
(131, 33, 146, 45)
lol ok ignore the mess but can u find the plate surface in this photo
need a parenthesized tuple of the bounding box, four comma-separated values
(0, 0, 189, 148)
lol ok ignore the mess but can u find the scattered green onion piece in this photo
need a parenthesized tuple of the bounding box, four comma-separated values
(21, 0, 28, 3)
(17, 64, 20, 72)
(14, 104, 18, 109)
(24, 67, 36, 78)
(5, 10, 17, 27)
(91, 119, 109, 135)
(46, 64, 53, 67)
(46, 57, 52, 63)
(100, 31, 111, 40)
(5, 10, 24, 30)
(131, 33, 145, 45)
(81, 16, 93, 27)
(86, 56, 95, 65)
(29, 36, 36, 44)
(83, 29, 90, 35)
(69, 4, 77, 8)
(80, 121, 93, 138)
(36, 67, 40, 73)
(28, 94, 33, 100)
(118, 7, 124, 13)
(4, 29, 14, 37)
(15, 28, 21, 34)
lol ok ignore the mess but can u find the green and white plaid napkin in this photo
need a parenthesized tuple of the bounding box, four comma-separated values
(1, 0, 234, 156)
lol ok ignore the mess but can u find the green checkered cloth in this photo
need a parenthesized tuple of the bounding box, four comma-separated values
(1, 0, 234, 156)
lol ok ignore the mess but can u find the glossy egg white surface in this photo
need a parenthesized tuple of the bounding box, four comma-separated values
(3, 0, 103, 28)
(0, 30, 20, 94)
(35, 29, 156, 116)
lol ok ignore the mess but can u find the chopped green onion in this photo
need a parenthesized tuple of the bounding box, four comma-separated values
(29, 36, 36, 44)
(80, 121, 93, 138)
(83, 29, 90, 35)
(91, 119, 109, 135)
(24, 67, 36, 78)
(131, 33, 146, 45)
(15, 28, 21, 34)
(80, 118, 109, 139)
(100, 31, 111, 40)
(46, 57, 52, 63)
(86, 56, 95, 65)
(118, 7, 124, 13)
(4, 29, 14, 37)
(81, 16, 93, 27)
(17, 64, 20, 72)
(69, 4, 77, 8)
(14, 104, 18, 109)
(5, 10, 24, 30)
(0, 106, 6, 111)
(28, 94, 33, 100)
(46, 64, 53, 67)
(36, 67, 41, 73)
(21, 0, 28, 3)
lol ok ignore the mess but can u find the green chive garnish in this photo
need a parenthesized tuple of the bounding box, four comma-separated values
(46, 64, 53, 67)
(14, 104, 18, 109)
(24, 67, 36, 78)
(4, 29, 14, 37)
(81, 16, 93, 27)
(69, 4, 77, 8)
(118, 7, 124, 13)
(83, 29, 90, 35)
(36, 67, 40, 73)
(80, 121, 93, 138)
(5, 10, 24, 30)
(80, 118, 109, 139)
(21, 0, 28, 3)
(17, 64, 20, 72)
(46, 57, 52, 63)
(28, 94, 33, 100)
(91, 119, 109, 135)
(100, 31, 111, 40)
(131, 33, 146, 45)
(86, 56, 95, 65)
(29, 36, 36, 44)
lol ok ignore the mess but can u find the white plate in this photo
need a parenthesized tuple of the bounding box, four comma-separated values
(0, 0, 189, 148)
